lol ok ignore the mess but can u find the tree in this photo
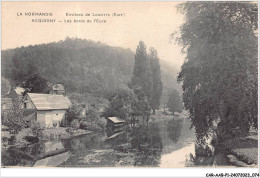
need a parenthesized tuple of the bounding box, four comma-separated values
(66, 103, 82, 124)
(22, 73, 51, 94)
(86, 107, 100, 125)
(2, 102, 26, 134)
(174, 2, 258, 141)
(103, 84, 136, 121)
(30, 122, 44, 139)
(131, 87, 151, 124)
(167, 89, 183, 114)
(130, 41, 153, 102)
(149, 48, 163, 115)
(71, 120, 80, 130)
(1, 77, 11, 97)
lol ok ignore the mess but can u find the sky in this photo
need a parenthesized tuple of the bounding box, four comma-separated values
(2, 2, 185, 69)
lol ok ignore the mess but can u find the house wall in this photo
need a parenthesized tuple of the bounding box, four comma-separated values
(37, 110, 66, 128)
(37, 111, 49, 127)
(23, 97, 35, 109)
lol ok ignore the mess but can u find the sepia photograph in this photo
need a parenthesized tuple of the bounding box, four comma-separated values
(0, 1, 259, 176)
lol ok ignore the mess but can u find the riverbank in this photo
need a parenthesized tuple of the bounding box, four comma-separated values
(150, 110, 185, 123)
(2, 127, 93, 150)
(222, 134, 258, 167)
(42, 127, 92, 140)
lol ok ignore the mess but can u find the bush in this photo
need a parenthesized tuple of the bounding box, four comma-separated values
(30, 122, 44, 139)
(79, 120, 88, 130)
(96, 118, 107, 130)
(87, 124, 101, 132)
(2, 104, 26, 134)
(71, 120, 80, 130)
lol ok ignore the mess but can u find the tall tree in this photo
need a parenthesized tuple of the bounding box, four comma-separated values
(130, 41, 153, 102)
(131, 87, 151, 124)
(167, 89, 183, 114)
(86, 107, 100, 125)
(149, 48, 163, 114)
(175, 2, 258, 141)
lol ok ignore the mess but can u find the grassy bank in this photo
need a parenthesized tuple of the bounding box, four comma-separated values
(222, 136, 258, 166)
(149, 110, 185, 123)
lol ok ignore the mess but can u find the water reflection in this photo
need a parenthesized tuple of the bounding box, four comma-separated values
(130, 124, 163, 166)
(2, 118, 196, 167)
(167, 119, 183, 143)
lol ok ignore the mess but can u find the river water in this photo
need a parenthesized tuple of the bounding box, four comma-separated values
(2, 117, 198, 167)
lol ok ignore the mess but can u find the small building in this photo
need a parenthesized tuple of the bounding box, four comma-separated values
(50, 84, 65, 96)
(106, 117, 126, 137)
(23, 93, 71, 128)
(1, 98, 13, 110)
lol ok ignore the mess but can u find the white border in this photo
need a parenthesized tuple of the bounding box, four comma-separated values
(1, 168, 260, 177)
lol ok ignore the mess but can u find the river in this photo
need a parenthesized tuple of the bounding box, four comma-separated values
(2, 117, 198, 167)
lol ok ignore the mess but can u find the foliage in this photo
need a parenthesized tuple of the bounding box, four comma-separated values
(86, 107, 100, 125)
(3, 38, 134, 95)
(66, 103, 82, 123)
(129, 41, 163, 120)
(174, 2, 258, 141)
(30, 122, 44, 139)
(2, 37, 179, 108)
(68, 92, 109, 112)
(21, 73, 51, 94)
(95, 118, 107, 131)
(131, 87, 151, 122)
(1, 103, 26, 134)
(167, 89, 183, 114)
(71, 119, 80, 130)
(149, 48, 163, 114)
(130, 41, 153, 102)
(103, 85, 136, 121)
(1, 77, 11, 97)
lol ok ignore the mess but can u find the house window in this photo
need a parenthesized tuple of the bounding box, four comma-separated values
(24, 103, 27, 109)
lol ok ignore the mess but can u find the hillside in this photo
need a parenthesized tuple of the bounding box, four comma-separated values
(1, 38, 182, 102)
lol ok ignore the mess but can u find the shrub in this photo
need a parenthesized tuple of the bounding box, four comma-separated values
(71, 120, 80, 130)
(79, 120, 88, 130)
(87, 124, 101, 132)
(30, 122, 44, 139)
(2, 104, 26, 134)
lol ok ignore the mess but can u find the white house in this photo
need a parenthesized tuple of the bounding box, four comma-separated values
(23, 93, 71, 128)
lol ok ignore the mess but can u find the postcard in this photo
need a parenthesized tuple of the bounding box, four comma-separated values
(1, 1, 259, 177)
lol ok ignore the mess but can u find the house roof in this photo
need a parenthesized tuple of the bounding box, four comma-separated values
(14, 87, 25, 95)
(107, 117, 125, 124)
(1, 98, 13, 109)
(27, 93, 71, 110)
(52, 84, 65, 91)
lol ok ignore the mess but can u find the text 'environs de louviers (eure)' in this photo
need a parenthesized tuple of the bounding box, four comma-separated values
(16, 12, 126, 23)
